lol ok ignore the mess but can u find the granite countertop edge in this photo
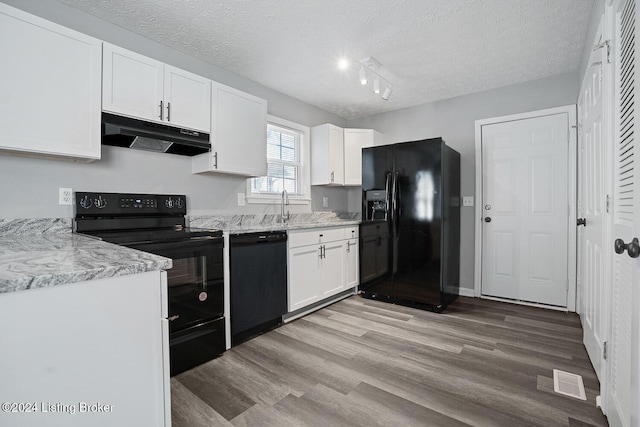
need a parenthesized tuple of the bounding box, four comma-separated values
(0, 233, 172, 295)
(223, 220, 361, 234)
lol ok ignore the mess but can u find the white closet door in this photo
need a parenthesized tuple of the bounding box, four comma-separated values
(578, 18, 608, 382)
(607, 1, 637, 425)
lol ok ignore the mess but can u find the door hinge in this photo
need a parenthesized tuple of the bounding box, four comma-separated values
(593, 40, 611, 64)
(603, 341, 608, 360)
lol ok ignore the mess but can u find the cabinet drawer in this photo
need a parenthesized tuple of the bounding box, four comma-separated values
(288, 227, 344, 248)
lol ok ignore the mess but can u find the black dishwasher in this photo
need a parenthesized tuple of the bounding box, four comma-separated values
(230, 231, 288, 346)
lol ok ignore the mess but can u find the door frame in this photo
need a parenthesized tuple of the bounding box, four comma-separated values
(473, 105, 578, 311)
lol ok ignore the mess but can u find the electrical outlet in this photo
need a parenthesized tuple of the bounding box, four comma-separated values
(237, 193, 246, 207)
(59, 188, 73, 205)
(463, 196, 474, 207)
(322, 196, 329, 208)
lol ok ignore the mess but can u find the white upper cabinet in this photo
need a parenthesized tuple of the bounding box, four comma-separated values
(311, 125, 383, 186)
(343, 128, 382, 186)
(192, 82, 267, 177)
(163, 65, 211, 132)
(103, 43, 211, 133)
(0, 4, 101, 160)
(311, 124, 345, 185)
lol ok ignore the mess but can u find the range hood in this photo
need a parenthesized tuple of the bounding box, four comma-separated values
(102, 113, 210, 156)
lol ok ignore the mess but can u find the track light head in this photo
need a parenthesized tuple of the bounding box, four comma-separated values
(381, 85, 392, 100)
(359, 66, 367, 85)
(373, 77, 381, 94)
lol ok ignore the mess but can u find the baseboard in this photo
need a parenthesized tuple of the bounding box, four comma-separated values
(458, 287, 476, 297)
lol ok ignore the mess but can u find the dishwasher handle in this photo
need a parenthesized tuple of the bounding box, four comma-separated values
(230, 231, 287, 245)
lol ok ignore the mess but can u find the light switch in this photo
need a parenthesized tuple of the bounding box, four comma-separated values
(237, 193, 246, 207)
(463, 196, 474, 207)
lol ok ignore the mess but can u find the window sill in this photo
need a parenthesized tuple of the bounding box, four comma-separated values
(246, 196, 311, 205)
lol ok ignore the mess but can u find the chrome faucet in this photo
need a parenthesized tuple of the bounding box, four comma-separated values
(281, 189, 290, 223)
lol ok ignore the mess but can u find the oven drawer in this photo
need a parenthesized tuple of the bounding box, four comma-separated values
(170, 317, 225, 376)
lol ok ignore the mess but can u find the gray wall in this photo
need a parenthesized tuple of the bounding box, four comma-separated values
(347, 72, 580, 291)
(0, 0, 347, 218)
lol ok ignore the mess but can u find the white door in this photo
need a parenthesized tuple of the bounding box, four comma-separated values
(606, 1, 638, 425)
(480, 111, 571, 307)
(343, 129, 376, 186)
(578, 18, 609, 381)
(288, 245, 320, 312)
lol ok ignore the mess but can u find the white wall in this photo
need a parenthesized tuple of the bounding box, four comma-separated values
(0, 0, 347, 218)
(347, 72, 580, 290)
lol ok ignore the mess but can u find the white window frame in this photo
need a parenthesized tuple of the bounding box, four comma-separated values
(246, 115, 311, 205)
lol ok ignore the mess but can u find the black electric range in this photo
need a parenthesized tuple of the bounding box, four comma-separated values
(75, 192, 225, 376)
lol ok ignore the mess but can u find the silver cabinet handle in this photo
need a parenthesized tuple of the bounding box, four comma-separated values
(330, 171, 334, 183)
(167, 102, 171, 121)
(213, 152, 218, 169)
(159, 100, 164, 120)
(167, 315, 179, 321)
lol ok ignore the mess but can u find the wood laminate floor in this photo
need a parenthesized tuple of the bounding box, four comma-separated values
(171, 296, 608, 426)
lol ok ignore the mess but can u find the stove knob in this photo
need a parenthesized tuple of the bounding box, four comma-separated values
(176, 198, 184, 209)
(165, 198, 174, 208)
(94, 196, 107, 209)
(79, 195, 92, 209)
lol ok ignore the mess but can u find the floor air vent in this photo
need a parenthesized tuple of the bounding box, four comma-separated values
(553, 369, 586, 400)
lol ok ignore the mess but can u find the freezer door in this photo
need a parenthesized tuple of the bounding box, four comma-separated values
(362, 145, 394, 219)
(392, 139, 444, 306)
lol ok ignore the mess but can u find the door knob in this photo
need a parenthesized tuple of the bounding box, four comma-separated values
(484, 217, 492, 223)
(614, 238, 640, 258)
(577, 218, 586, 226)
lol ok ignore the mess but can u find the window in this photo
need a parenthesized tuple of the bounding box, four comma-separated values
(247, 116, 310, 204)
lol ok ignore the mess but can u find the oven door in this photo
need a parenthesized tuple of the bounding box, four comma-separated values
(127, 236, 224, 333)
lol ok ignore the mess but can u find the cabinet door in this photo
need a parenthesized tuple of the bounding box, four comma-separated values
(344, 129, 376, 186)
(0, 4, 101, 160)
(360, 235, 379, 284)
(319, 241, 345, 297)
(288, 245, 320, 312)
(345, 238, 359, 289)
(163, 65, 211, 132)
(103, 43, 164, 123)
(193, 82, 267, 176)
(311, 124, 344, 185)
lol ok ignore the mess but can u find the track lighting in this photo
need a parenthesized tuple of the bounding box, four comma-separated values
(382, 85, 392, 101)
(338, 56, 394, 100)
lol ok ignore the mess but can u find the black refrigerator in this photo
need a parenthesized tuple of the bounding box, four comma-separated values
(359, 137, 460, 312)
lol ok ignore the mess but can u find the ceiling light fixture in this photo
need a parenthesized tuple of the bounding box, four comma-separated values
(339, 56, 394, 101)
(381, 85, 392, 101)
(373, 76, 381, 94)
(359, 66, 368, 85)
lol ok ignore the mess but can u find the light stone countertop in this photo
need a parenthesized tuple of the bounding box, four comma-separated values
(190, 212, 361, 234)
(0, 219, 172, 295)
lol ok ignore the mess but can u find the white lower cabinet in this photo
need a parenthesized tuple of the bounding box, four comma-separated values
(0, 271, 170, 427)
(288, 226, 359, 312)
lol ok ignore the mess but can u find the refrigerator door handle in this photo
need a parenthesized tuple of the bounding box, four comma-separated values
(391, 171, 398, 235)
(384, 172, 392, 221)
(393, 171, 401, 234)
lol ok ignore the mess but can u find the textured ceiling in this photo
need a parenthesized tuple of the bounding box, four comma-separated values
(59, 0, 594, 120)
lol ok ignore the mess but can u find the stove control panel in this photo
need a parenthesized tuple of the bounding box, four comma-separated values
(75, 192, 187, 216)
